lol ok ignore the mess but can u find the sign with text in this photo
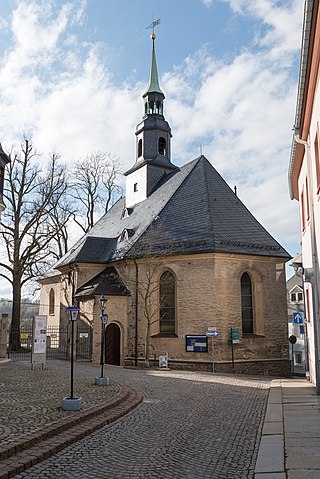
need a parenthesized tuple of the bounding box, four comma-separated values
(32, 315, 47, 367)
(231, 328, 240, 344)
(186, 335, 208, 353)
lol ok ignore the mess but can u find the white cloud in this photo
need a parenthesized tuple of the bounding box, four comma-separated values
(202, 0, 215, 7)
(0, 0, 304, 298)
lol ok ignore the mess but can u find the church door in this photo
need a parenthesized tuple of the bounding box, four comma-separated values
(105, 323, 121, 365)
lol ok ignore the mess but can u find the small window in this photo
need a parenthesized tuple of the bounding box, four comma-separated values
(134, 183, 138, 192)
(290, 292, 297, 303)
(241, 272, 253, 334)
(294, 352, 302, 365)
(298, 292, 303, 302)
(138, 139, 142, 158)
(158, 137, 166, 155)
(49, 288, 55, 315)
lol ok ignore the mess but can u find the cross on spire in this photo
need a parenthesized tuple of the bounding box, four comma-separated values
(146, 18, 160, 35)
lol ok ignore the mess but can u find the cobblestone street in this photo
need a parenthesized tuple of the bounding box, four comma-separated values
(12, 363, 270, 479)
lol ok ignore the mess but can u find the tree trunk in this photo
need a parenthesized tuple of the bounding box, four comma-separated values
(145, 317, 150, 367)
(9, 274, 22, 350)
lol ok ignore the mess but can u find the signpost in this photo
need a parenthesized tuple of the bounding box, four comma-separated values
(289, 335, 297, 377)
(206, 328, 220, 372)
(230, 328, 240, 374)
(31, 315, 47, 369)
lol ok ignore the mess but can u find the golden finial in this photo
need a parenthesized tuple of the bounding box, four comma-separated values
(146, 18, 160, 37)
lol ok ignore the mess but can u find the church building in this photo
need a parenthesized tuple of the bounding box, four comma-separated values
(39, 33, 291, 376)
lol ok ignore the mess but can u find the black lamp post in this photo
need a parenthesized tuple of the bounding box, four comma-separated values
(95, 295, 109, 385)
(61, 305, 82, 410)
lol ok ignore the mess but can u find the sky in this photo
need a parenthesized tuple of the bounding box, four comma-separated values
(0, 0, 304, 298)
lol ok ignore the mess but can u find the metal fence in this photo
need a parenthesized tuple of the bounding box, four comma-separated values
(7, 323, 93, 361)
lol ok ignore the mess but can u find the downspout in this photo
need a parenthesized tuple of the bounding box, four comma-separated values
(134, 260, 139, 366)
(295, 134, 320, 394)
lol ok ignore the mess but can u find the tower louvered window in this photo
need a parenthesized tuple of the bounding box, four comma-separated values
(158, 137, 166, 155)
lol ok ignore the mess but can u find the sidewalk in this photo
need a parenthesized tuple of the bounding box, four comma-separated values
(0, 359, 143, 479)
(255, 378, 320, 479)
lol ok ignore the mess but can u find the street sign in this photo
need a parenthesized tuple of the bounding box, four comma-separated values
(289, 335, 297, 344)
(231, 328, 240, 344)
(300, 325, 305, 335)
(206, 331, 220, 337)
(293, 312, 304, 324)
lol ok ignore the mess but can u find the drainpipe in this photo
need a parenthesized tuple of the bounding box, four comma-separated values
(295, 134, 320, 394)
(134, 260, 139, 366)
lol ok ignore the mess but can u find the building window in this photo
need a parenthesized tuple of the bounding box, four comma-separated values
(159, 271, 176, 333)
(134, 183, 138, 192)
(158, 137, 166, 156)
(49, 288, 55, 315)
(290, 291, 303, 303)
(241, 272, 253, 334)
(138, 139, 142, 157)
(294, 352, 302, 365)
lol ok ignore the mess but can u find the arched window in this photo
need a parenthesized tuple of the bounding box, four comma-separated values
(241, 273, 253, 334)
(49, 288, 55, 315)
(160, 271, 176, 333)
(158, 137, 166, 155)
(138, 139, 142, 157)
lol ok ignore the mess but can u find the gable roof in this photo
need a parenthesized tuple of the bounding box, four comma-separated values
(74, 266, 130, 298)
(55, 155, 289, 270)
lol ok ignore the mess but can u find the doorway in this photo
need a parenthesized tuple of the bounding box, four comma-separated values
(105, 323, 121, 365)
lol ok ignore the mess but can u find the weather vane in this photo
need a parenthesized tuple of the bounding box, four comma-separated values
(146, 18, 160, 36)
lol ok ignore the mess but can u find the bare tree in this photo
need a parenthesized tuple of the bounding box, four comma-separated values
(121, 222, 173, 367)
(70, 152, 122, 233)
(0, 139, 68, 348)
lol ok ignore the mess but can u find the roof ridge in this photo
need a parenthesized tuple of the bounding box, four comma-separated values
(123, 157, 202, 258)
(201, 157, 216, 246)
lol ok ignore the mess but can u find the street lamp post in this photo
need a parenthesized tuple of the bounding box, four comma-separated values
(61, 305, 82, 411)
(95, 295, 109, 386)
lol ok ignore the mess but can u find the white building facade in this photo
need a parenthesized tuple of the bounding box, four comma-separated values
(289, 0, 320, 390)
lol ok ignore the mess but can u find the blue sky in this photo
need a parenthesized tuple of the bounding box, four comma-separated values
(0, 0, 304, 298)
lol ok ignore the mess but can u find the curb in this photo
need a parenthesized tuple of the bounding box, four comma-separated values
(254, 379, 286, 478)
(0, 385, 143, 479)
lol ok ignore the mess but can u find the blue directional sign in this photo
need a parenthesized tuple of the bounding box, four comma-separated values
(293, 312, 304, 324)
(206, 331, 220, 337)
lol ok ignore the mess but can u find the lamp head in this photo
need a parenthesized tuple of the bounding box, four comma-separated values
(99, 295, 108, 310)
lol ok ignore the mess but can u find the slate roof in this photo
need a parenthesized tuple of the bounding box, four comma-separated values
(54, 155, 290, 270)
(74, 266, 130, 298)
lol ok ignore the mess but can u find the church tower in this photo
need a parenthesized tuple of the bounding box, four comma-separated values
(125, 32, 178, 208)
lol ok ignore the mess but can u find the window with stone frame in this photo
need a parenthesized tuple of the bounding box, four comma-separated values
(49, 288, 55, 315)
(159, 271, 176, 334)
(138, 139, 142, 157)
(241, 272, 254, 334)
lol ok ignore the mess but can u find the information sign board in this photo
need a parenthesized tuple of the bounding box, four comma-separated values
(231, 328, 240, 344)
(31, 315, 47, 368)
(186, 335, 208, 352)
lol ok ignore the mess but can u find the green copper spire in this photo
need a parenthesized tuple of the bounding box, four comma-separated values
(145, 34, 163, 96)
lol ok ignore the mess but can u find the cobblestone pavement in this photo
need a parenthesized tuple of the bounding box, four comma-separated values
(0, 360, 121, 451)
(13, 363, 270, 479)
